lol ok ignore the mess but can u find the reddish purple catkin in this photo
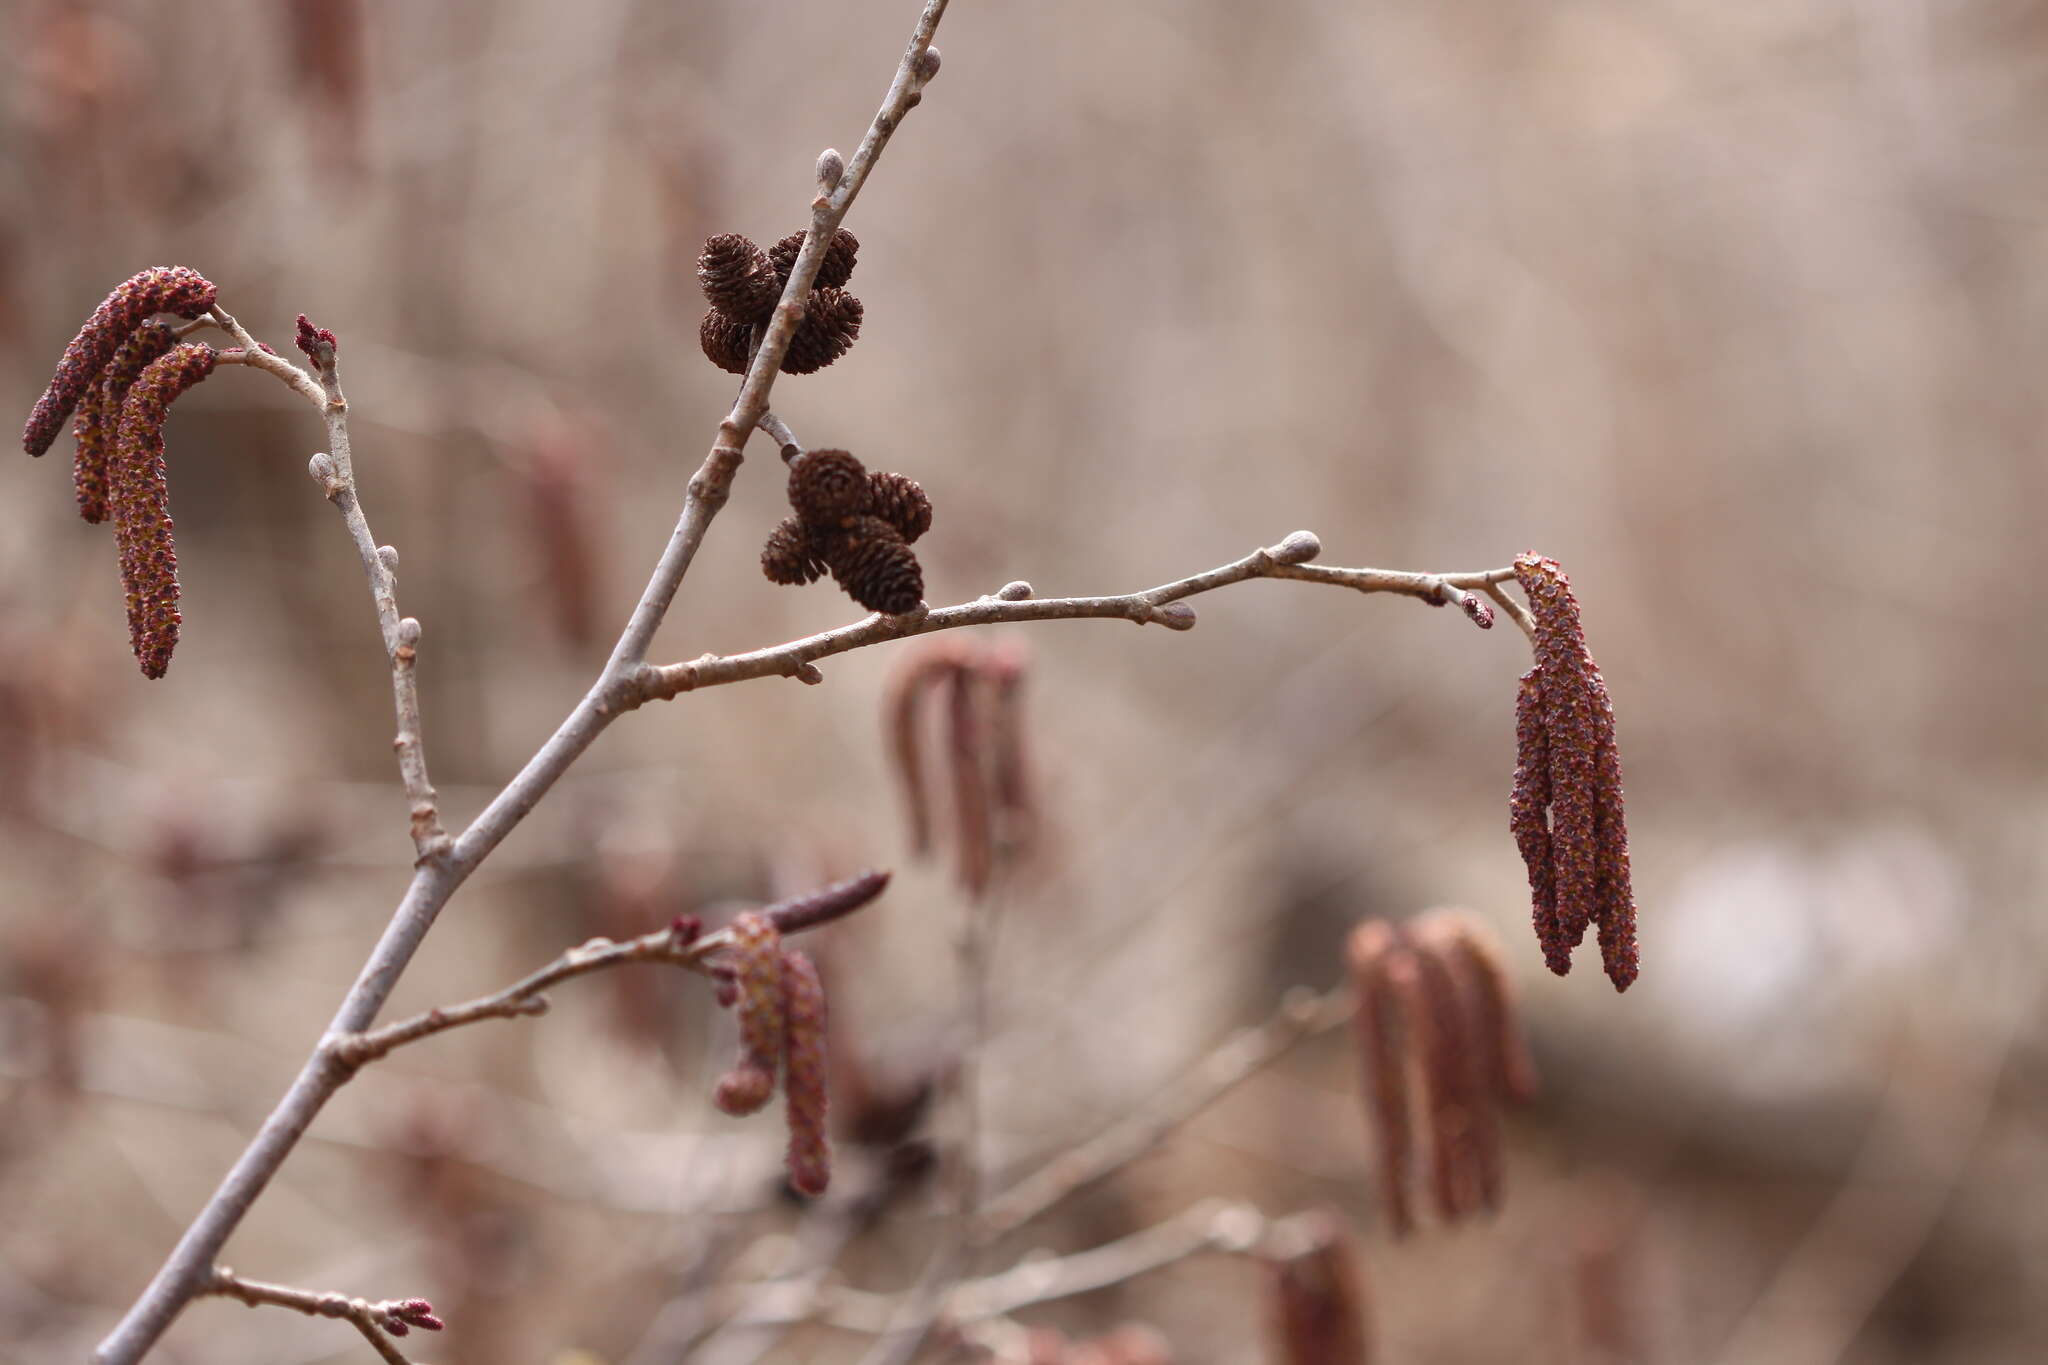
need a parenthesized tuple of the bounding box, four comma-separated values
(780, 950, 831, 1196)
(1346, 921, 1414, 1238)
(23, 267, 218, 457)
(73, 321, 177, 524)
(1511, 554, 1639, 991)
(1263, 1211, 1373, 1365)
(111, 343, 217, 678)
(712, 912, 784, 1116)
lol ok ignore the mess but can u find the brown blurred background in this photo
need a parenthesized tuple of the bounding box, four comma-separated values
(3, 1, 2046, 1361)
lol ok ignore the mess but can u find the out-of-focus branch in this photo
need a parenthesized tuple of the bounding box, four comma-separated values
(724, 1199, 1273, 1337)
(631, 535, 1522, 704)
(202, 1266, 442, 1365)
(974, 984, 1356, 1244)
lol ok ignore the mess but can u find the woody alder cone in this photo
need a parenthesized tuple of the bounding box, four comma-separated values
(867, 469, 932, 542)
(790, 448, 873, 525)
(779, 289, 863, 375)
(771, 228, 860, 291)
(761, 516, 828, 585)
(823, 518, 923, 615)
(698, 232, 783, 319)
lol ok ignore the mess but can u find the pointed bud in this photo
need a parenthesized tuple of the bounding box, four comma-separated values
(815, 148, 846, 194)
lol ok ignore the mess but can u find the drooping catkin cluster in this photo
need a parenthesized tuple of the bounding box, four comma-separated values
(761, 448, 931, 614)
(709, 911, 834, 1195)
(1509, 553, 1639, 991)
(885, 640, 1037, 896)
(71, 320, 180, 524)
(21, 266, 218, 459)
(697, 228, 863, 375)
(1346, 911, 1538, 1237)
(21, 269, 229, 678)
(1262, 1210, 1373, 1365)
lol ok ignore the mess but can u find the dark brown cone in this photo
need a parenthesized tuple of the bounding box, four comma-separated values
(789, 449, 872, 524)
(74, 321, 177, 524)
(25, 266, 218, 457)
(699, 309, 755, 376)
(867, 469, 932, 542)
(771, 228, 860, 290)
(781, 288, 862, 374)
(112, 343, 217, 678)
(761, 515, 828, 585)
(822, 517, 923, 614)
(697, 233, 781, 320)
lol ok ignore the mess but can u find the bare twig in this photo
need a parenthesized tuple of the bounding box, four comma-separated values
(91, 8, 947, 1362)
(974, 984, 1356, 1243)
(202, 1266, 442, 1365)
(631, 536, 1526, 703)
(334, 870, 890, 1069)
(758, 409, 804, 463)
(723, 1199, 1273, 1337)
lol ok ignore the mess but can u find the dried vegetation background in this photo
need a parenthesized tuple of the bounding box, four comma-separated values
(4, 1, 2047, 1362)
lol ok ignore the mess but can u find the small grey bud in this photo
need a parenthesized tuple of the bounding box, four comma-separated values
(815, 148, 845, 193)
(914, 47, 941, 83)
(397, 617, 423, 648)
(308, 453, 337, 487)
(377, 545, 400, 574)
(1153, 602, 1198, 630)
(996, 580, 1034, 601)
(1270, 530, 1322, 565)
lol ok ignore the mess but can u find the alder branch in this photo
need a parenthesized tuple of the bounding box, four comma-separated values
(91, 8, 948, 1362)
(202, 1266, 442, 1365)
(628, 534, 1524, 706)
(214, 309, 449, 860)
(974, 983, 1357, 1244)
(330, 870, 890, 1070)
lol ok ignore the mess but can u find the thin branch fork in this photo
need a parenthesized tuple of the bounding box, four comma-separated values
(203, 1267, 441, 1365)
(974, 984, 1357, 1244)
(628, 535, 1526, 705)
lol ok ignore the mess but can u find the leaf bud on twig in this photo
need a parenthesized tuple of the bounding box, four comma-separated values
(1269, 530, 1322, 565)
(915, 46, 942, 83)
(815, 147, 846, 194)
(996, 580, 1034, 601)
